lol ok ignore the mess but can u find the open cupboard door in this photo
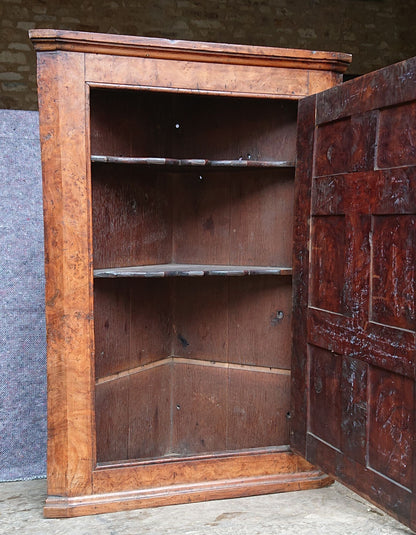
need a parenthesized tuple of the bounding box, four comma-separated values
(291, 57, 416, 531)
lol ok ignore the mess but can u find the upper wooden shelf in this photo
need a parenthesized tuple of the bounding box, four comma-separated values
(29, 29, 352, 72)
(91, 155, 295, 169)
(94, 264, 293, 278)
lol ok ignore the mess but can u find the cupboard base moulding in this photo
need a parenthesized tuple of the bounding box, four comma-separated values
(44, 452, 332, 518)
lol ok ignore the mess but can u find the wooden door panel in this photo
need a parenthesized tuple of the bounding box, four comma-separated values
(292, 57, 416, 530)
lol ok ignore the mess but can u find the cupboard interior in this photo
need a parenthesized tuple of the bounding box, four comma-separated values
(90, 88, 297, 465)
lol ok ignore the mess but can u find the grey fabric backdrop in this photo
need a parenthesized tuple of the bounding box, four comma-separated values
(0, 110, 47, 481)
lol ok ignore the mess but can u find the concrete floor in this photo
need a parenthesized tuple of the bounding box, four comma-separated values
(0, 479, 413, 534)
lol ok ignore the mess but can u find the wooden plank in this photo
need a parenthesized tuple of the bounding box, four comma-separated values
(128, 364, 172, 460)
(94, 278, 171, 379)
(172, 277, 228, 362)
(92, 166, 172, 269)
(229, 173, 295, 267)
(95, 377, 129, 463)
(378, 100, 416, 168)
(171, 361, 227, 455)
(314, 111, 377, 177)
(340, 356, 368, 465)
(228, 277, 293, 369)
(94, 278, 131, 379)
(312, 168, 416, 216)
(45, 468, 332, 517)
(308, 308, 416, 378)
(226, 368, 291, 450)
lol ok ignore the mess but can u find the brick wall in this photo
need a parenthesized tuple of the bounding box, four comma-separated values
(1, 1, 416, 110)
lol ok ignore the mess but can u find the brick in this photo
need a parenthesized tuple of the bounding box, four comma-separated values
(0, 72, 23, 81)
(16, 21, 34, 30)
(0, 51, 26, 64)
(8, 42, 31, 51)
(1, 81, 27, 91)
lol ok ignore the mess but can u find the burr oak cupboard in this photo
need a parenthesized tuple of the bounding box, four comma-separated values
(30, 29, 416, 531)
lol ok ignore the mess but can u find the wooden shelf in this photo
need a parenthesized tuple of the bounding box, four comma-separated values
(94, 263, 292, 278)
(91, 155, 296, 168)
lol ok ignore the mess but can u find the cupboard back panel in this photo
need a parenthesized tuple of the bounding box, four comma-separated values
(172, 277, 293, 369)
(92, 165, 172, 269)
(95, 364, 171, 463)
(94, 278, 172, 379)
(95, 361, 290, 463)
(94, 276, 291, 462)
(90, 88, 298, 162)
(95, 277, 293, 378)
(172, 170, 294, 266)
(93, 167, 294, 268)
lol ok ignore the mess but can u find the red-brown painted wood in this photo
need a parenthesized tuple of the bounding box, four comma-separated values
(292, 57, 416, 531)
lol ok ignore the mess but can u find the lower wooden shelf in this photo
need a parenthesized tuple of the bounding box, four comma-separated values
(94, 264, 292, 278)
(44, 448, 333, 518)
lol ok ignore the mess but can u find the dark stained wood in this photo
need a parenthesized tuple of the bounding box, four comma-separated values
(171, 362, 227, 455)
(308, 307, 415, 378)
(378, 101, 416, 168)
(314, 112, 377, 177)
(92, 166, 171, 269)
(229, 173, 294, 267)
(315, 56, 416, 125)
(371, 215, 416, 331)
(95, 377, 129, 463)
(308, 346, 342, 449)
(129, 279, 172, 370)
(94, 279, 131, 379)
(226, 368, 290, 450)
(228, 277, 293, 369)
(90, 88, 298, 162)
(306, 434, 412, 526)
(172, 277, 228, 362)
(340, 356, 368, 465)
(94, 278, 171, 380)
(172, 170, 231, 265)
(169, 95, 298, 162)
(93, 163, 294, 269)
(293, 56, 416, 531)
(290, 94, 316, 458)
(309, 215, 346, 315)
(368, 368, 414, 490)
(128, 363, 172, 460)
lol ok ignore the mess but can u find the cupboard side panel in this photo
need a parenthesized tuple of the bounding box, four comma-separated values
(37, 51, 95, 496)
